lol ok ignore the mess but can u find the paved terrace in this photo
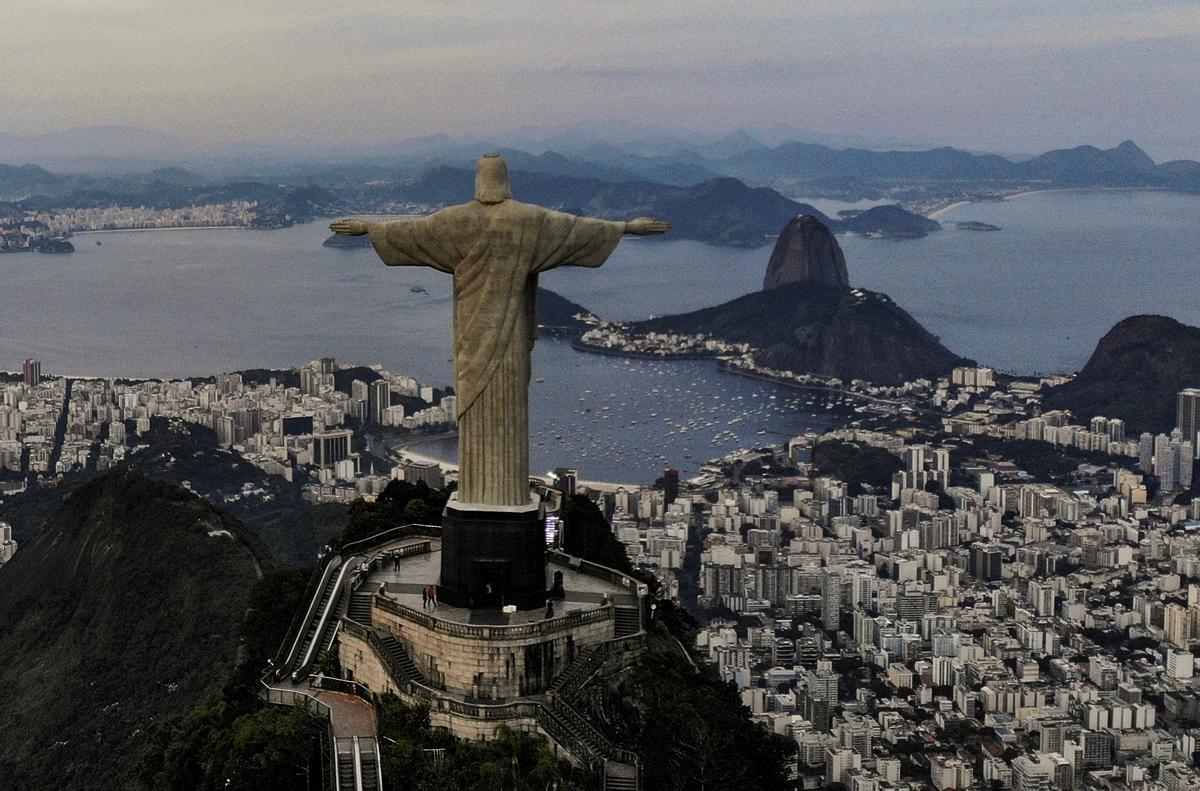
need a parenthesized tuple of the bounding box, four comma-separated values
(358, 537, 638, 625)
(262, 679, 377, 738)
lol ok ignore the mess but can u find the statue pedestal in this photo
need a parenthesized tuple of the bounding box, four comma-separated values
(439, 493, 547, 610)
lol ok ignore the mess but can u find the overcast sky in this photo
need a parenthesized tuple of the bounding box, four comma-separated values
(4, 0, 1199, 159)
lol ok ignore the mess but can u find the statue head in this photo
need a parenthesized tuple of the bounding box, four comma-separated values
(474, 154, 512, 204)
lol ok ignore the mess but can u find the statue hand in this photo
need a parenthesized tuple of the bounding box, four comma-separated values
(330, 219, 369, 236)
(625, 217, 670, 236)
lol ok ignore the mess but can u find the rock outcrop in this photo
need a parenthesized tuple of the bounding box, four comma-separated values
(762, 215, 849, 291)
(1042, 315, 1200, 433)
(634, 282, 969, 385)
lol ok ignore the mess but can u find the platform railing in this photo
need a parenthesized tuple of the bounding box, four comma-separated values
(372, 592, 614, 639)
(259, 679, 338, 791)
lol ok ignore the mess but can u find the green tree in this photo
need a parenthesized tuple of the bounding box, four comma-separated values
(561, 494, 633, 574)
(338, 480, 451, 546)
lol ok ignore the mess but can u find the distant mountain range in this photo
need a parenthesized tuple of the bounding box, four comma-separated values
(1042, 315, 1200, 434)
(5, 133, 1197, 247)
(592, 138, 1200, 194)
(325, 168, 940, 246)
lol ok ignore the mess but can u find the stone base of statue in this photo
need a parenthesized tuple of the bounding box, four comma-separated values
(438, 493, 547, 610)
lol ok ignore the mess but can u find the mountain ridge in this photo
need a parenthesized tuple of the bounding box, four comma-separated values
(1042, 315, 1200, 433)
(0, 465, 265, 789)
(633, 281, 969, 385)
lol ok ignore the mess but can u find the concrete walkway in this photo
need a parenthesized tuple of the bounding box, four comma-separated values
(311, 689, 377, 738)
(264, 680, 377, 738)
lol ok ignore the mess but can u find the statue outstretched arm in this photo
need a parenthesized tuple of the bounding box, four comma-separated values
(330, 218, 371, 236)
(622, 217, 671, 236)
(332, 216, 455, 273)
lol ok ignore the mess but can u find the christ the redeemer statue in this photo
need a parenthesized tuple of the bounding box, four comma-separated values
(332, 155, 668, 510)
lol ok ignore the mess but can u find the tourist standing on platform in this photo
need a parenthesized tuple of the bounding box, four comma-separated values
(430, 584, 438, 608)
(421, 586, 429, 609)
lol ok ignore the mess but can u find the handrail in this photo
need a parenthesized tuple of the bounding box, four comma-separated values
(311, 674, 374, 701)
(373, 594, 613, 640)
(280, 556, 344, 675)
(353, 736, 363, 791)
(352, 541, 433, 594)
(546, 549, 646, 599)
(295, 557, 357, 680)
(259, 683, 335, 720)
(260, 679, 339, 791)
(370, 736, 383, 791)
(340, 524, 440, 556)
(552, 633, 646, 702)
(273, 557, 334, 671)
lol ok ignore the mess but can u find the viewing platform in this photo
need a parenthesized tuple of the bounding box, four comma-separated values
(269, 525, 647, 789)
(340, 535, 644, 703)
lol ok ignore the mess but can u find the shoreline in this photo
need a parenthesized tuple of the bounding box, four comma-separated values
(926, 200, 973, 219)
(926, 185, 1176, 220)
(69, 225, 250, 235)
(570, 339, 719, 361)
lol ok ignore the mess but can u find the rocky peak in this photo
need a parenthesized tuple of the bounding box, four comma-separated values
(762, 215, 849, 291)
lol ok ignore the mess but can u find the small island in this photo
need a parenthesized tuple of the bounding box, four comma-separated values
(0, 236, 75, 255)
(35, 238, 76, 254)
(955, 220, 1001, 232)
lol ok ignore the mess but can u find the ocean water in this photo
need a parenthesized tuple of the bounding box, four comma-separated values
(841, 190, 1200, 375)
(1, 189, 1196, 479)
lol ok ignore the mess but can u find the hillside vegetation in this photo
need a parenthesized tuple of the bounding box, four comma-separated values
(0, 467, 266, 790)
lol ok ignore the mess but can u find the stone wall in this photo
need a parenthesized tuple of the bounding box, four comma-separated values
(340, 630, 542, 741)
(340, 630, 399, 696)
(371, 598, 616, 699)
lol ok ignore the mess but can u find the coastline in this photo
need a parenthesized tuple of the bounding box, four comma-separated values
(570, 339, 719, 361)
(70, 225, 250, 235)
(926, 185, 1172, 220)
(927, 200, 973, 220)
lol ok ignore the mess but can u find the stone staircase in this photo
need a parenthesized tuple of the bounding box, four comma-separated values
(539, 697, 640, 790)
(603, 761, 639, 791)
(375, 633, 424, 683)
(545, 645, 598, 698)
(613, 606, 640, 637)
(347, 592, 374, 625)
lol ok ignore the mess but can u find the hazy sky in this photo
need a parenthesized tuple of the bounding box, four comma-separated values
(5, 0, 1200, 159)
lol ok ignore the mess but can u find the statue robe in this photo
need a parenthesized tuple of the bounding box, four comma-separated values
(369, 200, 624, 506)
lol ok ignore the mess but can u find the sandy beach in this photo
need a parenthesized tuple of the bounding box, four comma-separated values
(927, 200, 973, 219)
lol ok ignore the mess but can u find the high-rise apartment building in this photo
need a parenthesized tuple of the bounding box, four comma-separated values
(402, 458, 445, 489)
(1178, 389, 1200, 457)
(368, 379, 390, 425)
(22, 358, 40, 387)
(313, 429, 353, 468)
